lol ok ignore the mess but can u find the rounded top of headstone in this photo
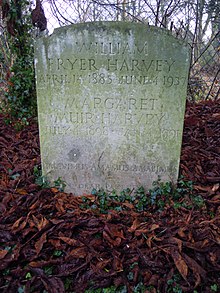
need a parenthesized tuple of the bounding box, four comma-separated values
(46, 21, 189, 48)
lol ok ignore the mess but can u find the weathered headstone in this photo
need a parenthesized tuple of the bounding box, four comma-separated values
(35, 22, 190, 195)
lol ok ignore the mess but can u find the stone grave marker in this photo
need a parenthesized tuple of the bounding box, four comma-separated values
(35, 22, 190, 195)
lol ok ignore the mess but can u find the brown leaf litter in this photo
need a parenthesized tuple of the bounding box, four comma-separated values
(0, 99, 219, 292)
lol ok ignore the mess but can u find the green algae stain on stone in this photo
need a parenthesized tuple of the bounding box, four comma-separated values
(35, 22, 190, 195)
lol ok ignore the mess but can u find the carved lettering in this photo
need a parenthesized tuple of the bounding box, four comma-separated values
(46, 58, 176, 73)
(75, 41, 149, 55)
(38, 74, 82, 85)
(161, 129, 180, 141)
(49, 110, 165, 127)
(64, 97, 159, 112)
(43, 161, 177, 175)
(47, 58, 98, 71)
(66, 58, 78, 70)
(107, 59, 174, 73)
(45, 125, 70, 135)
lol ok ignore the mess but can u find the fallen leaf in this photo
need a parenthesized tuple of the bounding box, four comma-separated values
(68, 247, 88, 258)
(35, 233, 47, 255)
(59, 236, 78, 246)
(0, 250, 8, 259)
(170, 249, 188, 280)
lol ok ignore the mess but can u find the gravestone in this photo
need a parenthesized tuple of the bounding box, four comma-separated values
(35, 22, 190, 195)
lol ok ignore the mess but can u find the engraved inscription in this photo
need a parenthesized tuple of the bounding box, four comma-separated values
(75, 41, 149, 55)
(63, 97, 159, 112)
(48, 112, 166, 127)
(43, 161, 177, 175)
(45, 58, 175, 74)
(38, 72, 187, 87)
